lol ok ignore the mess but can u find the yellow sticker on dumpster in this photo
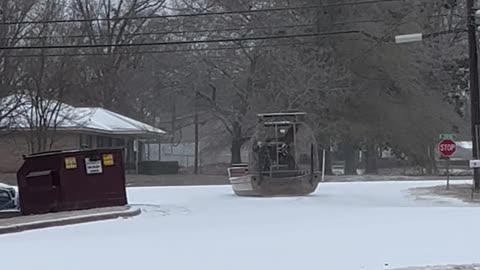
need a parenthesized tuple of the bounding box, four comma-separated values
(65, 157, 77, 169)
(103, 154, 114, 166)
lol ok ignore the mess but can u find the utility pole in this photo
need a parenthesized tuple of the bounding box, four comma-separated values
(194, 92, 199, 175)
(467, 0, 480, 190)
(397, 2, 480, 188)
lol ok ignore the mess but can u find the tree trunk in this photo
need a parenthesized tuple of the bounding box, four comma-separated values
(325, 148, 335, 175)
(344, 143, 357, 175)
(230, 121, 243, 164)
(230, 139, 242, 164)
(365, 140, 378, 174)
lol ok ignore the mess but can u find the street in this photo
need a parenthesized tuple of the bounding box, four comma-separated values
(0, 181, 479, 270)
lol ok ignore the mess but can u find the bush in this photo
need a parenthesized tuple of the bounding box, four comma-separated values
(138, 161, 180, 175)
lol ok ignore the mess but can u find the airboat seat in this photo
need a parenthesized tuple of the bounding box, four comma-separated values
(268, 164, 288, 172)
(267, 163, 298, 176)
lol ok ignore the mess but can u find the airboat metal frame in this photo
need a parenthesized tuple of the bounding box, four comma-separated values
(228, 112, 322, 197)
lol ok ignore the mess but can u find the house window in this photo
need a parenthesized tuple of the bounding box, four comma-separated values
(114, 138, 124, 147)
(79, 134, 93, 148)
(96, 136, 113, 147)
(96, 136, 103, 147)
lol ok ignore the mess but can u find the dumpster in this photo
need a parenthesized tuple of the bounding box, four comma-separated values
(17, 148, 128, 215)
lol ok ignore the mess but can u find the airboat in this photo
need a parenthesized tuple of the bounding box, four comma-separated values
(228, 112, 321, 197)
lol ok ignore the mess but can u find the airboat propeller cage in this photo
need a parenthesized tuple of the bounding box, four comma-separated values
(251, 111, 317, 174)
(229, 111, 321, 197)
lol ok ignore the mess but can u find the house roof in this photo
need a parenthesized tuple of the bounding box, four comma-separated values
(0, 95, 166, 136)
(70, 107, 166, 135)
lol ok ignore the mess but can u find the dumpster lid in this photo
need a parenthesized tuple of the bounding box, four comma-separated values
(24, 147, 124, 159)
(26, 170, 53, 178)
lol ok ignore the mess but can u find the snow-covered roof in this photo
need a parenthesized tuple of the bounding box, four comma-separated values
(0, 95, 166, 136)
(0, 183, 15, 190)
(71, 107, 166, 135)
(457, 141, 472, 149)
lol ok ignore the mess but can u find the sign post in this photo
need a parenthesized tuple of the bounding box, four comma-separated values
(321, 149, 326, 182)
(438, 139, 457, 190)
(446, 157, 450, 190)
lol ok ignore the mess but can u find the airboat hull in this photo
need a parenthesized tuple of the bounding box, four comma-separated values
(229, 174, 320, 197)
(228, 111, 321, 197)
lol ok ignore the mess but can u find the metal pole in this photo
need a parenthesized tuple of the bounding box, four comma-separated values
(322, 149, 326, 182)
(135, 138, 139, 175)
(194, 99, 199, 175)
(275, 124, 279, 165)
(446, 157, 451, 190)
(467, 0, 480, 190)
(293, 123, 297, 167)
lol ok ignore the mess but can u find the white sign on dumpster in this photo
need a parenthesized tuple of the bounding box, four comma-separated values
(85, 158, 103, 174)
(470, 160, 480, 168)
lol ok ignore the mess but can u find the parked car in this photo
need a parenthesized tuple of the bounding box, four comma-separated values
(0, 184, 17, 210)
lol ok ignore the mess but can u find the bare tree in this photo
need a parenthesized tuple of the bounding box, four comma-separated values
(0, 0, 468, 173)
(70, 0, 167, 112)
(16, 0, 79, 153)
(0, 0, 38, 129)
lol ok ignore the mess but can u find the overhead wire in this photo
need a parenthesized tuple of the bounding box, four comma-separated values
(0, 18, 387, 42)
(3, 40, 322, 58)
(0, 30, 360, 50)
(0, 0, 405, 55)
(0, 0, 403, 26)
(1, 23, 319, 42)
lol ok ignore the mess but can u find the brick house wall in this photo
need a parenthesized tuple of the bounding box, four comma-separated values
(0, 131, 145, 173)
(0, 132, 81, 173)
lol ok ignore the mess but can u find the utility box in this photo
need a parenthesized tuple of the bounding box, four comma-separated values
(17, 148, 127, 215)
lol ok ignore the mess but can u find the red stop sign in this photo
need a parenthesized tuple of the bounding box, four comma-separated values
(439, 139, 457, 157)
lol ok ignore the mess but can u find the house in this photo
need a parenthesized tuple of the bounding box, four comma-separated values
(146, 112, 248, 169)
(0, 95, 166, 173)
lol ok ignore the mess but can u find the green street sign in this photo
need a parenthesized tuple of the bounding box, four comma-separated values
(439, 134, 456, 140)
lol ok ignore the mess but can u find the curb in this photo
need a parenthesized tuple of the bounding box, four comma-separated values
(323, 178, 472, 183)
(0, 207, 141, 235)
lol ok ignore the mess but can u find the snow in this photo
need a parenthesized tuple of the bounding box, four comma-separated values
(71, 107, 166, 135)
(0, 207, 137, 229)
(0, 94, 165, 135)
(457, 141, 472, 149)
(1, 181, 479, 270)
(396, 265, 480, 270)
(0, 183, 15, 189)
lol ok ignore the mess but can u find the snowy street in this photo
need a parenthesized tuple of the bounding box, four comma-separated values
(1, 181, 479, 270)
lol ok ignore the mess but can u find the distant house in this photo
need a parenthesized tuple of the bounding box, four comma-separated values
(148, 112, 248, 168)
(0, 95, 166, 173)
(449, 141, 472, 160)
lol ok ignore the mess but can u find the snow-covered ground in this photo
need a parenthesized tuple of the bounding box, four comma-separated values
(1, 181, 479, 270)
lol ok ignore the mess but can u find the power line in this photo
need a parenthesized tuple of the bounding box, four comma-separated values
(1, 19, 386, 42)
(3, 40, 322, 58)
(3, 23, 318, 42)
(0, 30, 360, 50)
(0, 0, 402, 26)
